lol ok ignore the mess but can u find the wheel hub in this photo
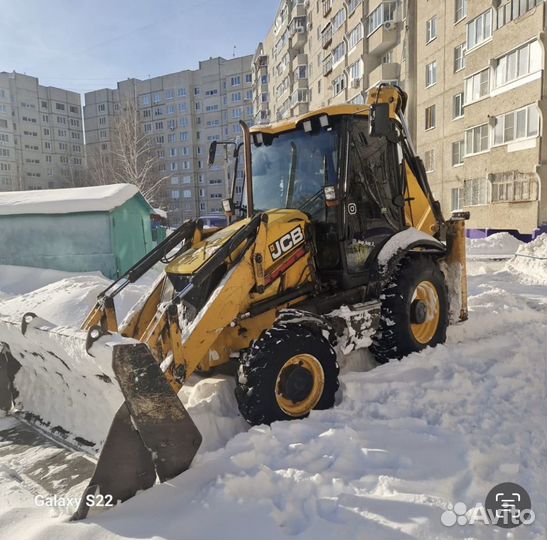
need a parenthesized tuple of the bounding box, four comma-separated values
(278, 364, 314, 403)
(410, 280, 441, 344)
(275, 353, 325, 417)
(410, 299, 428, 324)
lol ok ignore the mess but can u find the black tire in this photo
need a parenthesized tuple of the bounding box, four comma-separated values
(370, 255, 449, 363)
(235, 323, 339, 425)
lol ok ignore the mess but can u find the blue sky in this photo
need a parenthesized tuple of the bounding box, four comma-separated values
(0, 0, 278, 95)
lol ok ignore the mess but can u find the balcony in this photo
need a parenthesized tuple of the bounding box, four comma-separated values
(323, 54, 333, 75)
(291, 53, 308, 72)
(254, 55, 268, 68)
(368, 62, 400, 87)
(321, 23, 332, 49)
(367, 23, 397, 56)
(290, 3, 307, 19)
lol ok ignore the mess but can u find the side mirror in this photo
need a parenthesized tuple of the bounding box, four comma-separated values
(222, 198, 235, 216)
(208, 141, 217, 166)
(323, 185, 339, 207)
(369, 103, 393, 139)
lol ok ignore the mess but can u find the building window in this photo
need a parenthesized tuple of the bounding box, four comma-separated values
(178, 88, 187, 97)
(333, 74, 346, 96)
(231, 76, 241, 86)
(425, 61, 437, 87)
(332, 8, 347, 32)
(465, 69, 490, 103)
(451, 187, 464, 210)
(494, 40, 542, 89)
(348, 23, 363, 50)
(332, 41, 346, 65)
(453, 92, 464, 119)
(153, 93, 161, 104)
(455, 0, 467, 23)
(348, 0, 362, 15)
(165, 89, 175, 99)
(349, 60, 362, 81)
(142, 95, 151, 106)
(493, 104, 540, 145)
(452, 140, 465, 166)
(424, 149, 435, 171)
(465, 124, 489, 155)
(454, 43, 466, 72)
(467, 10, 492, 50)
(425, 105, 436, 130)
(183, 190, 192, 198)
(497, 0, 544, 29)
(490, 171, 537, 202)
(367, 2, 396, 36)
(464, 178, 488, 206)
(97, 103, 106, 113)
(232, 92, 242, 102)
(426, 16, 437, 43)
(55, 103, 65, 111)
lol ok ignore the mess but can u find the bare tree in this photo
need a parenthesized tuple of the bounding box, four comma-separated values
(110, 100, 169, 203)
(83, 100, 170, 207)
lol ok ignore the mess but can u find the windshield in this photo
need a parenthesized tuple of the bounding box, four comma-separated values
(249, 122, 340, 218)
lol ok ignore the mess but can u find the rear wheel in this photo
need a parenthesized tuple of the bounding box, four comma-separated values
(235, 323, 339, 425)
(371, 256, 448, 363)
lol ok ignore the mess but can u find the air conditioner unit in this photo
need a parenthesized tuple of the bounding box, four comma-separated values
(351, 78, 361, 89)
(383, 21, 395, 31)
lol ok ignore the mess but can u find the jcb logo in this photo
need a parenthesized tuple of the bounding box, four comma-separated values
(269, 226, 305, 261)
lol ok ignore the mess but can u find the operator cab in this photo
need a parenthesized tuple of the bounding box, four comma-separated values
(245, 111, 405, 289)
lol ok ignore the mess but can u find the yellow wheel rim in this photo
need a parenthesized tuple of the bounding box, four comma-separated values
(275, 354, 325, 417)
(410, 280, 440, 344)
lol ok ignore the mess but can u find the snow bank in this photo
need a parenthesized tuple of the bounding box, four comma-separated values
(0, 265, 102, 297)
(0, 184, 138, 216)
(505, 233, 547, 285)
(467, 232, 523, 258)
(0, 267, 160, 327)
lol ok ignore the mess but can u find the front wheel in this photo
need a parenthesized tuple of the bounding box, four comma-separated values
(371, 255, 449, 363)
(235, 323, 339, 425)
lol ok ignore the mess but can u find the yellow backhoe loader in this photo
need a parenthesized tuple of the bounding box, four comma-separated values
(0, 84, 468, 520)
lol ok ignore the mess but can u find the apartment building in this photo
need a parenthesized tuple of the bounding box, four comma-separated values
(256, 0, 546, 236)
(0, 72, 85, 191)
(416, 0, 546, 236)
(253, 0, 418, 136)
(84, 56, 253, 224)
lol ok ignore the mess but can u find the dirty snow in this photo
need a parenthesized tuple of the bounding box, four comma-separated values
(0, 184, 138, 216)
(0, 240, 546, 539)
(467, 232, 524, 259)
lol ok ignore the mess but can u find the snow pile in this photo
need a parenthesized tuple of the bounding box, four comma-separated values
(467, 232, 523, 259)
(0, 184, 138, 216)
(0, 266, 160, 326)
(0, 265, 102, 297)
(506, 233, 547, 285)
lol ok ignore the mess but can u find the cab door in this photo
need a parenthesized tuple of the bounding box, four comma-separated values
(343, 117, 403, 274)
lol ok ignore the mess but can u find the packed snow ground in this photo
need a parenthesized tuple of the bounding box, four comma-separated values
(0, 237, 546, 540)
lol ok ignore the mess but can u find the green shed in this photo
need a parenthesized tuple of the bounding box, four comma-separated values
(0, 184, 158, 279)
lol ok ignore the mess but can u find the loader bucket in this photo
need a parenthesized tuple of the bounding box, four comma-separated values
(0, 312, 201, 520)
